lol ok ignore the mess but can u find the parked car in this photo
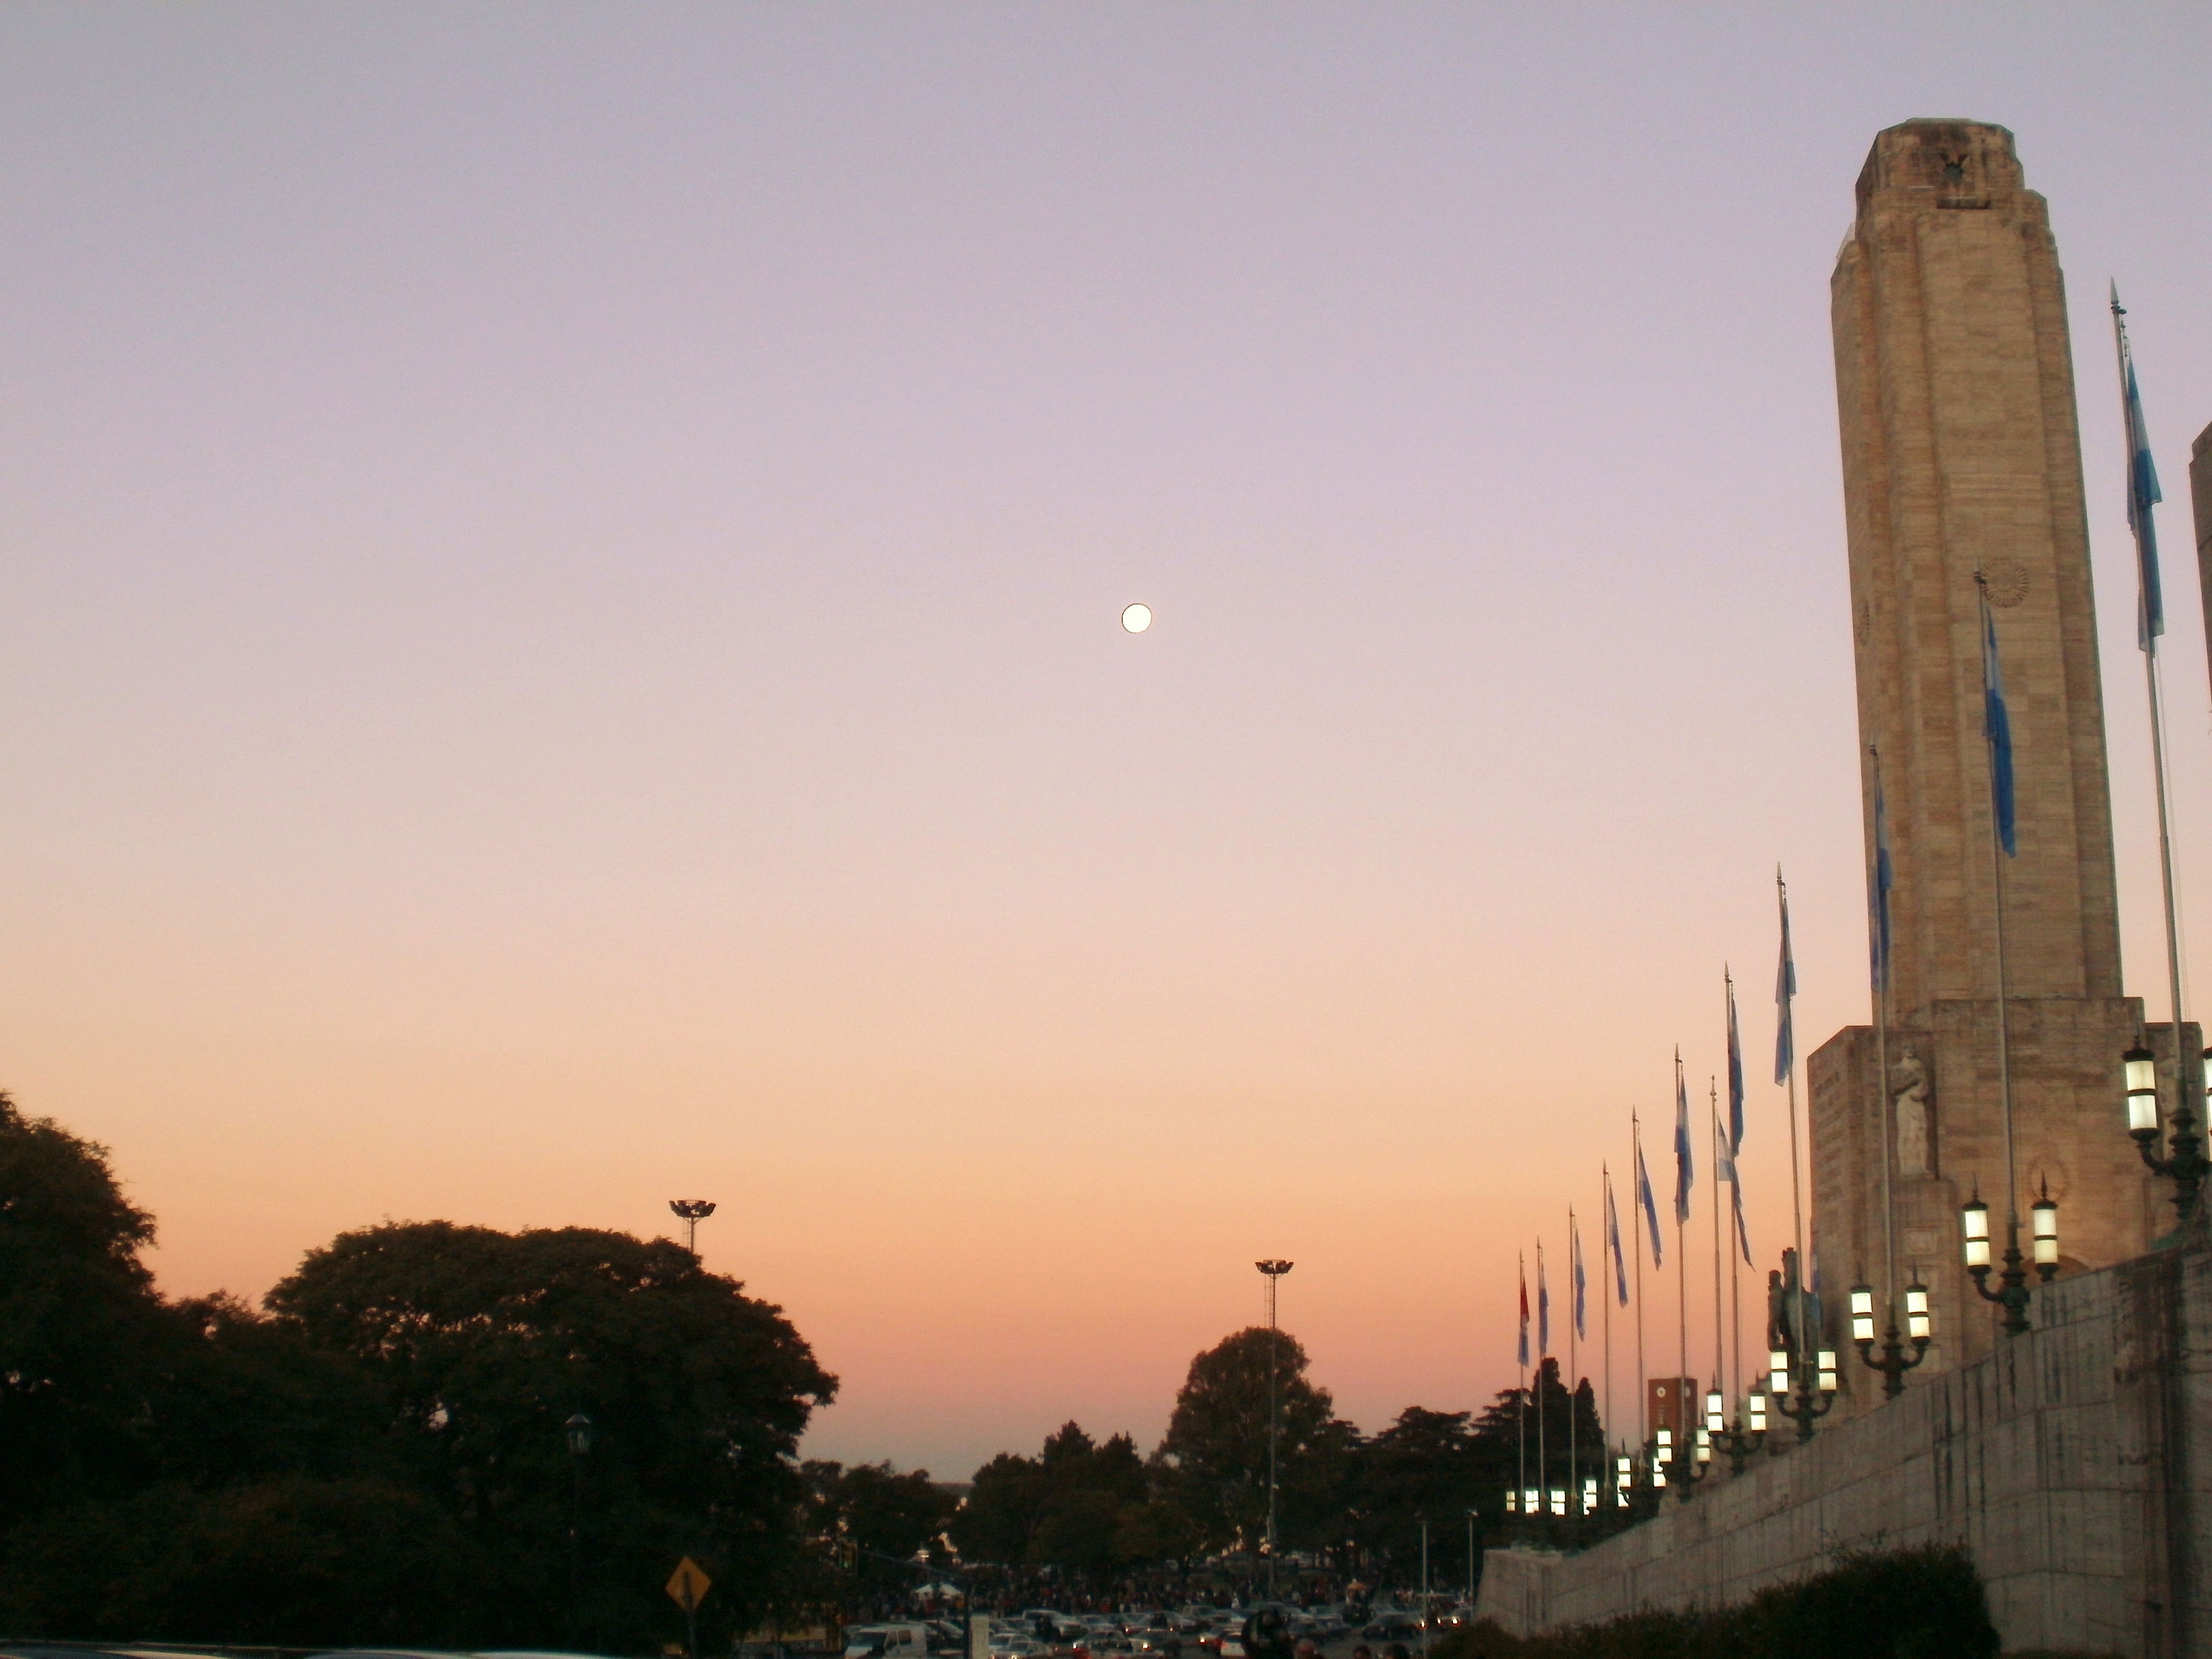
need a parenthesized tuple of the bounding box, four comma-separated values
(848, 1628, 937, 1659)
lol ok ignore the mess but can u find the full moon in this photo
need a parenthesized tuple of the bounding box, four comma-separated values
(1121, 603, 1152, 633)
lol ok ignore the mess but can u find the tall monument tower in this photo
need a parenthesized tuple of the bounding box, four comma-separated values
(1809, 121, 2177, 1392)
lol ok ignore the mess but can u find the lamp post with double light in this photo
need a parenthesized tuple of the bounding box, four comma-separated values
(2124, 1045, 2209, 1224)
(1767, 1342, 1837, 1443)
(1699, 1386, 1769, 1475)
(1961, 1185, 2056, 1336)
(1849, 1277, 1932, 1398)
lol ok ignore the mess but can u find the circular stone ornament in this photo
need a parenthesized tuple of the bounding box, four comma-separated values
(1982, 562, 2030, 607)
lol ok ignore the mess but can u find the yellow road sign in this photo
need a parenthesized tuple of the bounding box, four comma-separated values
(667, 1557, 712, 1613)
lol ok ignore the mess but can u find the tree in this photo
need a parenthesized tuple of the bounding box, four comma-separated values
(1153, 1328, 1336, 1556)
(266, 1220, 838, 1649)
(1352, 1408, 1484, 1580)
(0, 1093, 169, 1519)
(953, 1422, 1183, 1574)
(1468, 1358, 1605, 1521)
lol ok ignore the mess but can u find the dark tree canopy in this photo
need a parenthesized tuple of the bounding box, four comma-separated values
(0, 1111, 841, 1652)
(1153, 1327, 1335, 1556)
(0, 1093, 166, 1513)
(953, 1422, 1190, 1572)
(265, 1221, 837, 1645)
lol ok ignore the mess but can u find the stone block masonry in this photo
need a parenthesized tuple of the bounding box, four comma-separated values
(1474, 1214, 2212, 1658)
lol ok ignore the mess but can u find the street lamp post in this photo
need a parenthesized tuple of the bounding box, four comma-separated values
(1256, 1259, 1293, 1593)
(1418, 1516, 1431, 1659)
(1961, 1186, 2055, 1336)
(1465, 1509, 1477, 1607)
(670, 1200, 718, 1255)
(565, 1412, 594, 1641)
(1701, 1388, 1768, 1475)
(1767, 1343, 1837, 1442)
(1849, 1277, 1932, 1397)
(2125, 1046, 2209, 1223)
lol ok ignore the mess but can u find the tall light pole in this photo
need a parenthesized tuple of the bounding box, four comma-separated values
(1256, 1259, 1293, 1594)
(670, 1200, 717, 1255)
(565, 1411, 594, 1643)
(1465, 1509, 1477, 1607)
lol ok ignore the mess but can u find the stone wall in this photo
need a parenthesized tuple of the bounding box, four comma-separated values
(1474, 1214, 2212, 1657)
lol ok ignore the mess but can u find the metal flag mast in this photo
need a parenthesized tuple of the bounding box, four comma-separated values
(1515, 1250, 1528, 1515)
(1536, 1238, 1549, 1515)
(1631, 1111, 1647, 1456)
(1673, 1050, 1690, 1465)
(1601, 1164, 1616, 1487)
(1961, 575, 2051, 1334)
(2112, 288, 2193, 1168)
(1709, 1082, 1723, 1423)
(1568, 1206, 1580, 1519)
(1769, 871, 1836, 1439)
(1725, 969, 1746, 1410)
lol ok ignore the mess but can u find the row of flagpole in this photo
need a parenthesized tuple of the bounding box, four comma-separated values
(1501, 287, 2194, 1519)
(1511, 923, 1787, 1514)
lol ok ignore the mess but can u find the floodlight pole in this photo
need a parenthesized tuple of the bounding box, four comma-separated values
(1256, 1259, 1294, 1593)
(670, 1199, 718, 1255)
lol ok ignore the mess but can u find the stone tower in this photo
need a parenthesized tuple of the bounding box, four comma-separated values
(1809, 121, 2177, 1397)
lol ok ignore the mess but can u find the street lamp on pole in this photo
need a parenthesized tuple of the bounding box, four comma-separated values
(565, 1411, 594, 1643)
(1465, 1509, 1477, 1607)
(670, 1200, 717, 1255)
(2123, 1045, 2209, 1223)
(1256, 1259, 1293, 1593)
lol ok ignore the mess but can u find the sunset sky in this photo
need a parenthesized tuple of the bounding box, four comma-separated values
(4, 5, 2211, 1479)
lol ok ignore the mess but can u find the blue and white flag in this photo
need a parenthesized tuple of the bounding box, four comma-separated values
(1725, 969, 1746, 1155)
(1537, 1243, 1551, 1357)
(1635, 1133, 1664, 1267)
(1572, 1212, 1587, 1341)
(1517, 1253, 1530, 1368)
(2114, 285, 2165, 652)
(1870, 764, 1894, 994)
(1673, 1052, 1694, 1225)
(1731, 1175, 1753, 1265)
(1774, 874, 1797, 1084)
(1981, 596, 2018, 858)
(1605, 1168, 1629, 1305)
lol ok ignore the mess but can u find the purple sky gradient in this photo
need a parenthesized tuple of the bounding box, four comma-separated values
(3, 4, 2209, 1477)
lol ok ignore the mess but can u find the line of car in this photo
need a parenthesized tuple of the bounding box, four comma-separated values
(844, 1602, 1452, 1659)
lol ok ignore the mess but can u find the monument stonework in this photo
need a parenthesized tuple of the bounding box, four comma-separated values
(1809, 120, 2180, 1395)
(1479, 122, 2212, 1656)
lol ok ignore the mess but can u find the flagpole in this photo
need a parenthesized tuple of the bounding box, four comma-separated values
(1872, 747, 1898, 1329)
(1602, 1164, 1615, 1481)
(1726, 970, 1744, 1408)
(1780, 871, 1811, 1406)
(2112, 290, 2191, 1143)
(1675, 1052, 1689, 1446)
(1568, 1206, 1578, 1519)
(1633, 1113, 1647, 1454)
(1516, 1250, 1526, 1514)
(1536, 1238, 1549, 1519)
(1980, 582, 2020, 1255)
(1710, 1084, 1723, 1420)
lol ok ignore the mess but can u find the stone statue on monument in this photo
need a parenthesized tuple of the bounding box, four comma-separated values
(1891, 1046, 1931, 1178)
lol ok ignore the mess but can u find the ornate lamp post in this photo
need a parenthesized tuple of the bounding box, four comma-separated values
(2123, 1045, 2209, 1223)
(1699, 1387, 1769, 1475)
(1961, 1187, 2055, 1336)
(1767, 1343, 1836, 1442)
(1849, 1277, 1931, 1398)
(1670, 1410, 1717, 1502)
